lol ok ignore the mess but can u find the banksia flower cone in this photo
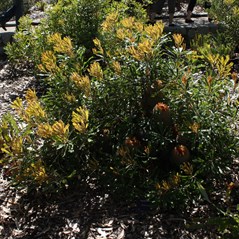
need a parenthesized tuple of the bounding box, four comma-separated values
(153, 102, 172, 125)
(170, 144, 190, 166)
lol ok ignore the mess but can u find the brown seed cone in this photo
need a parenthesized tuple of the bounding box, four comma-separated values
(141, 82, 164, 116)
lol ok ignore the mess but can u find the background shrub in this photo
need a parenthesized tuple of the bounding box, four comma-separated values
(5, 0, 148, 65)
(5, 0, 104, 65)
(0, 0, 13, 12)
(208, 0, 239, 52)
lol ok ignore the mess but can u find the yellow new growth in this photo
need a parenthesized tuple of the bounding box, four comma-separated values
(88, 61, 103, 80)
(37, 120, 69, 142)
(40, 50, 59, 73)
(11, 97, 23, 116)
(37, 123, 53, 138)
(25, 89, 38, 103)
(63, 92, 76, 102)
(172, 173, 180, 185)
(116, 28, 134, 41)
(112, 61, 121, 75)
(206, 52, 219, 66)
(205, 53, 233, 77)
(93, 38, 104, 55)
(233, 6, 239, 15)
(138, 39, 153, 54)
(121, 17, 135, 29)
(52, 120, 69, 142)
(72, 107, 89, 133)
(134, 22, 144, 32)
(181, 162, 193, 175)
(224, 0, 234, 5)
(173, 33, 184, 48)
(48, 33, 73, 57)
(216, 55, 233, 78)
(12, 89, 46, 122)
(25, 101, 46, 121)
(144, 22, 164, 42)
(11, 137, 23, 155)
(27, 160, 48, 185)
(70, 72, 91, 96)
(102, 12, 118, 32)
(128, 39, 153, 61)
(189, 122, 200, 133)
(161, 180, 170, 191)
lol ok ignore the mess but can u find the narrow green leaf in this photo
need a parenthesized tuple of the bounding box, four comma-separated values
(197, 182, 210, 203)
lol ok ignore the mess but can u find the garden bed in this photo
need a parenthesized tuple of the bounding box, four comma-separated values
(0, 1, 239, 238)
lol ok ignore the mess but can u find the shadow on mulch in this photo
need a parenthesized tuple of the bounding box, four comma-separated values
(1, 178, 221, 239)
(3, 184, 155, 239)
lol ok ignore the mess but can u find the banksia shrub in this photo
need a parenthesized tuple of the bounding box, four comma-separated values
(0, 2, 238, 212)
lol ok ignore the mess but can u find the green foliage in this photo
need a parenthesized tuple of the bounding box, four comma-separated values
(0, 0, 12, 12)
(5, 16, 47, 65)
(46, 0, 102, 50)
(0, 0, 52, 14)
(191, 33, 233, 56)
(5, 0, 104, 65)
(208, 0, 239, 51)
(187, 202, 239, 238)
(5, 0, 148, 66)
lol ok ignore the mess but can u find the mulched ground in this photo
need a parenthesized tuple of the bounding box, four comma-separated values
(2, 154, 239, 239)
(0, 171, 224, 239)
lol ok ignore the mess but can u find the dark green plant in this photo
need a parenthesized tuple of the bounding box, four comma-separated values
(191, 33, 234, 56)
(0, 0, 12, 12)
(5, 0, 104, 65)
(5, 0, 148, 66)
(208, 0, 239, 51)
